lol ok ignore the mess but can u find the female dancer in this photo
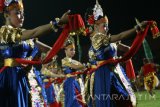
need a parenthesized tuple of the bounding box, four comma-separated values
(85, 0, 147, 107)
(42, 59, 65, 107)
(62, 37, 87, 107)
(0, 0, 69, 106)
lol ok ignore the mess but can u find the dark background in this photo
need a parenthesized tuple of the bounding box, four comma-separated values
(1, 0, 160, 74)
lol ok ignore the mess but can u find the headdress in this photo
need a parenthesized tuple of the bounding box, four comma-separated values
(64, 36, 75, 49)
(0, 0, 23, 13)
(85, 0, 108, 34)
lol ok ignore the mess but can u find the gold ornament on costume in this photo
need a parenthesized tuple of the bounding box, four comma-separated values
(62, 57, 80, 67)
(88, 49, 96, 61)
(0, 25, 23, 43)
(91, 32, 110, 50)
(144, 72, 159, 92)
(26, 39, 34, 49)
(69, 27, 86, 36)
(4, 58, 20, 67)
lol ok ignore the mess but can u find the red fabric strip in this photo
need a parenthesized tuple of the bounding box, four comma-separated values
(126, 59, 136, 80)
(15, 14, 85, 65)
(0, 66, 8, 73)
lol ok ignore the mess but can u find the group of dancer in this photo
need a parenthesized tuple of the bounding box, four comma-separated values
(0, 0, 158, 107)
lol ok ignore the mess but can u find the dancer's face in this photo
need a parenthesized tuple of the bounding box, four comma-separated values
(65, 46, 75, 58)
(94, 22, 109, 34)
(7, 8, 24, 28)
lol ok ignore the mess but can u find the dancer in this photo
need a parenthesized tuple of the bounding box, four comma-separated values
(85, 0, 147, 107)
(0, 0, 69, 106)
(140, 58, 160, 95)
(42, 58, 64, 107)
(62, 36, 87, 107)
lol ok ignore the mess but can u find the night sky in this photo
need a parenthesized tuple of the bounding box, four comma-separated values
(0, 0, 160, 74)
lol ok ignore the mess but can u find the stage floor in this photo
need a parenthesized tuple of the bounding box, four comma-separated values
(135, 90, 160, 107)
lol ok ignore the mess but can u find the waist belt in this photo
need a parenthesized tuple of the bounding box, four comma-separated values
(4, 58, 20, 67)
(91, 60, 106, 69)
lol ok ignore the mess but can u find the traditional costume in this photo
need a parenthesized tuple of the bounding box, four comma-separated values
(85, 0, 136, 107)
(62, 37, 86, 107)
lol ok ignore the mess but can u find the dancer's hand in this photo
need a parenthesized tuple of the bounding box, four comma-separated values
(135, 21, 148, 31)
(140, 21, 148, 28)
(58, 10, 71, 26)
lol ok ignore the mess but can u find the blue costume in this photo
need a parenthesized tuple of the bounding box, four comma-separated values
(31, 46, 48, 105)
(34, 68, 48, 105)
(0, 26, 32, 107)
(84, 1, 136, 106)
(42, 66, 60, 106)
(62, 57, 84, 107)
(0, 25, 46, 107)
(88, 32, 136, 107)
(44, 82, 57, 104)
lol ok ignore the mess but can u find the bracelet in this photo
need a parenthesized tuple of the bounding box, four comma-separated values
(50, 21, 58, 32)
(50, 18, 60, 32)
(54, 18, 60, 29)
